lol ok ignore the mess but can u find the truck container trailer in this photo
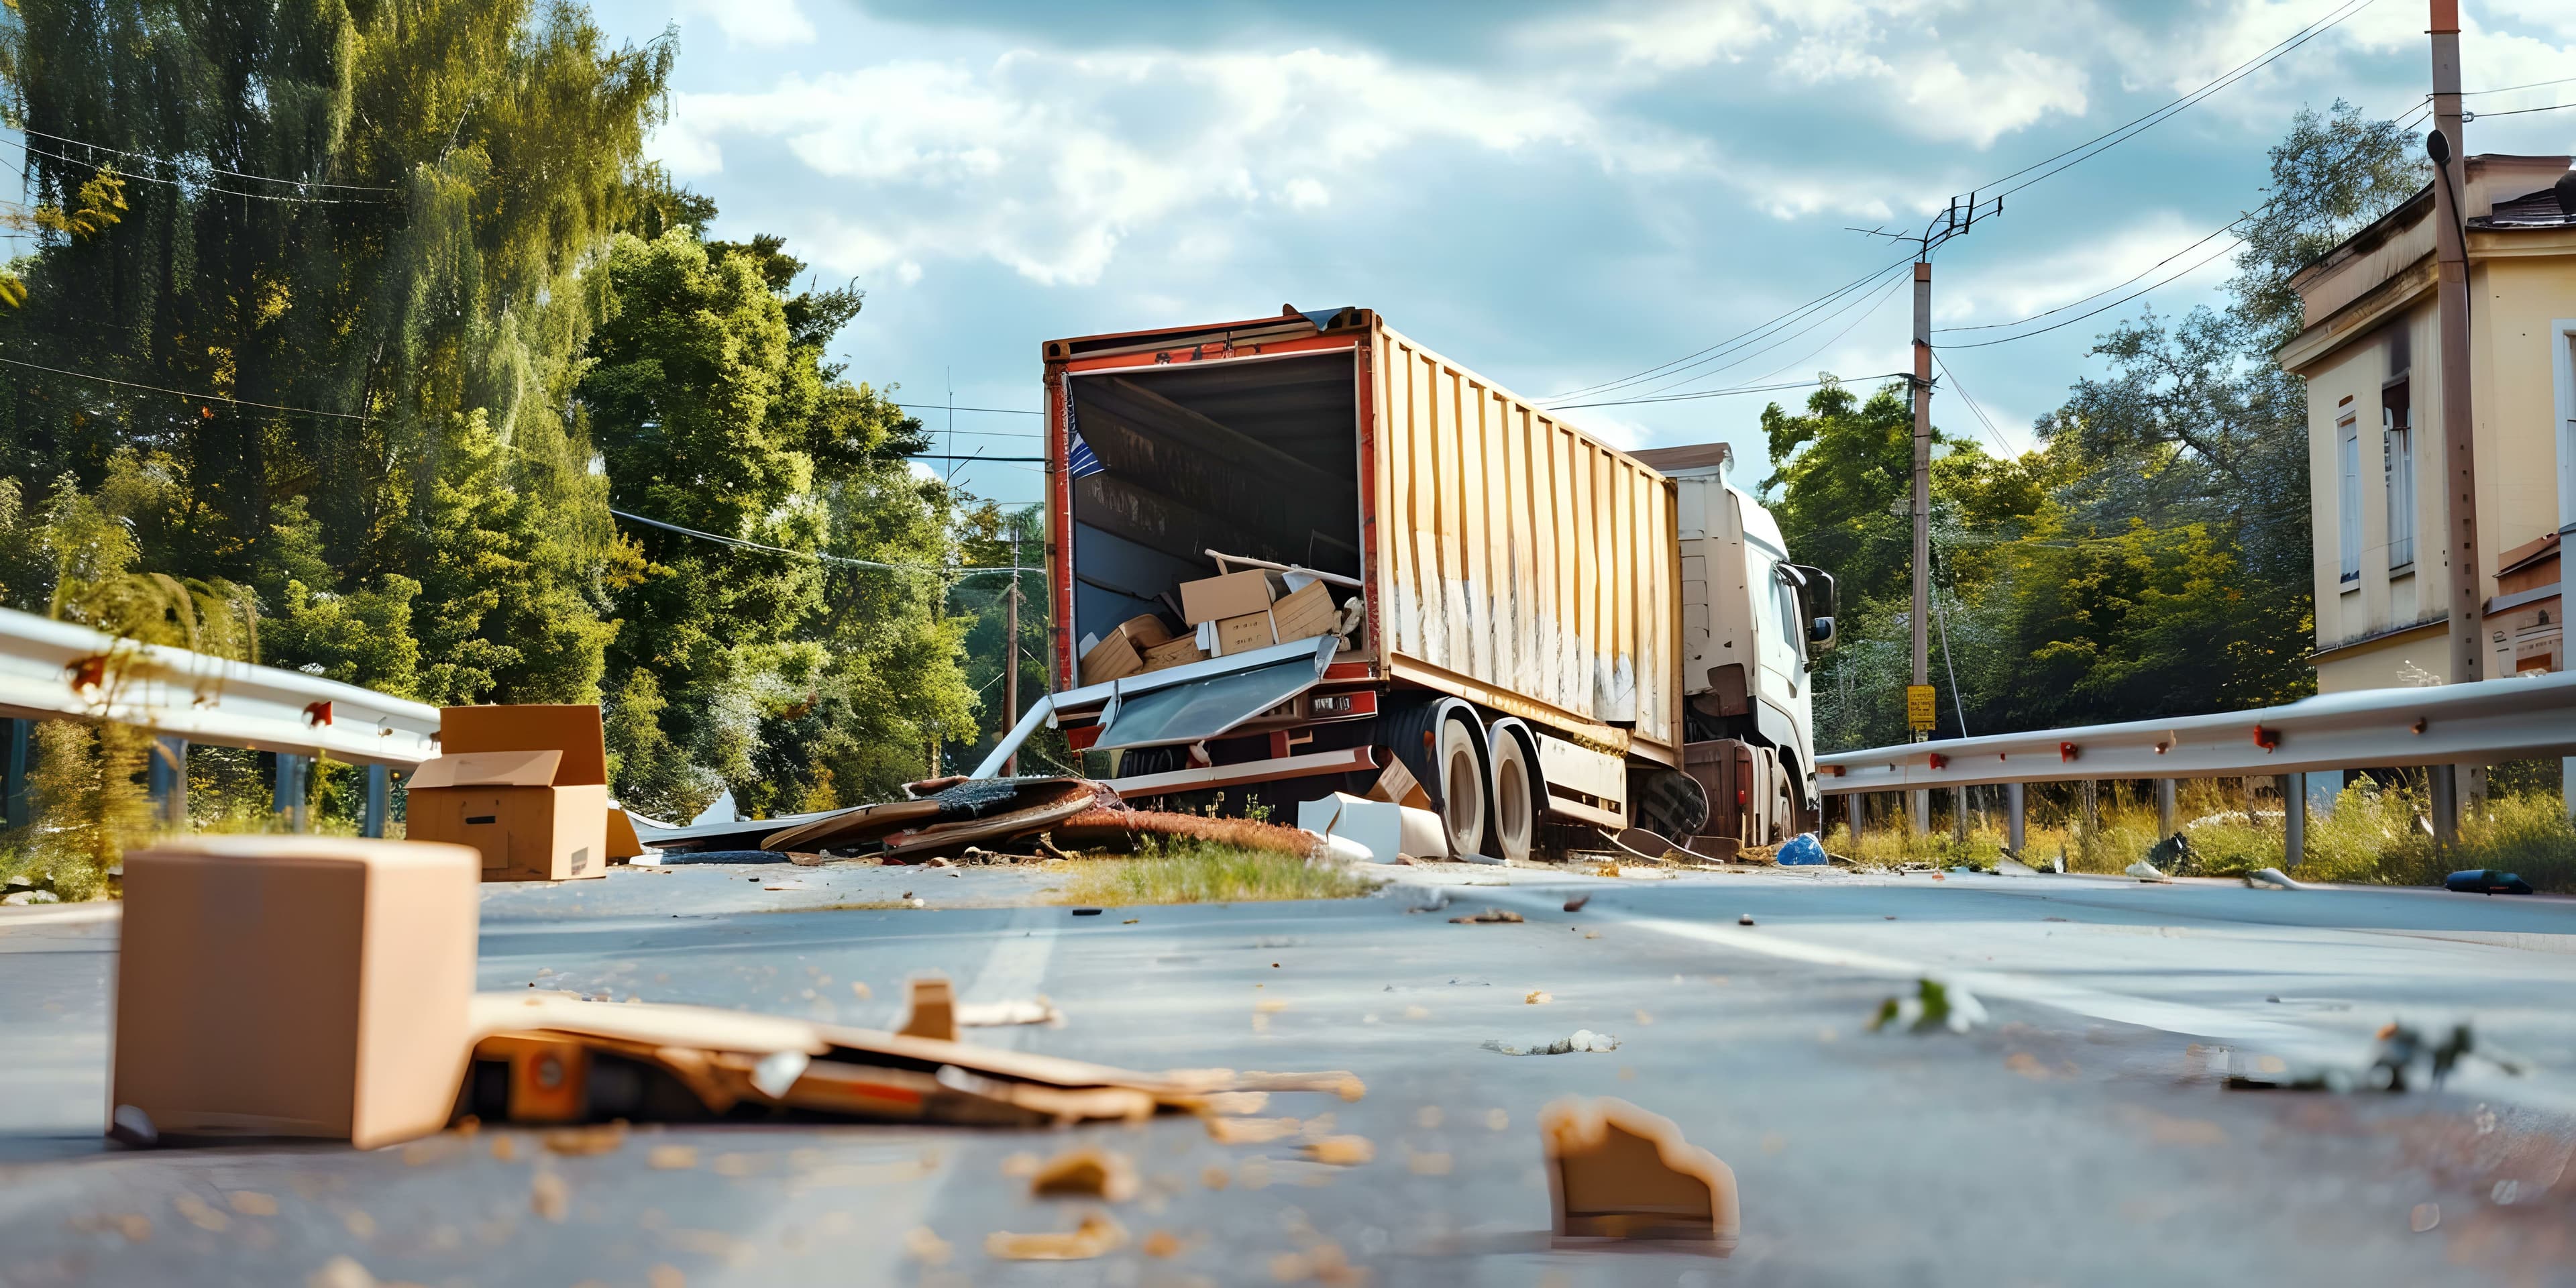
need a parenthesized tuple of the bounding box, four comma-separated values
(975, 306, 1833, 859)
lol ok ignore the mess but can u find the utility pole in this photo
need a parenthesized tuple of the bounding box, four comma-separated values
(1910, 258, 1933, 836)
(1002, 513, 1021, 777)
(2427, 0, 2482, 841)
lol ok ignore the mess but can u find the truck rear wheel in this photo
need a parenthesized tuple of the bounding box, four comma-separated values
(1488, 733, 1536, 863)
(1438, 718, 1487, 858)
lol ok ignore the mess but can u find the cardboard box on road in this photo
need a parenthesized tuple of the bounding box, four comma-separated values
(113, 835, 480, 1148)
(409, 704, 610, 881)
(1179, 570, 1273, 625)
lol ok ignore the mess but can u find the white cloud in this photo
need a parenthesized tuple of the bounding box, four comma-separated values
(675, 0, 814, 49)
(654, 47, 1707, 286)
(1931, 209, 2235, 330)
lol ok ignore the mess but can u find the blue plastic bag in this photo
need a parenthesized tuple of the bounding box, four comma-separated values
(1777, 833, 1827, 866)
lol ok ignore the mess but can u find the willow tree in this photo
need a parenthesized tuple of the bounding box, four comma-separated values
(0, 0, 671, 705)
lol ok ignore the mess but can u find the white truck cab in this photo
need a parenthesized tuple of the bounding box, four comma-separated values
(1632, 443, 1835, 850)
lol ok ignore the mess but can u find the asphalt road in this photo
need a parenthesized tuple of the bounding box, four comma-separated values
(4, 863, 2575, 1286)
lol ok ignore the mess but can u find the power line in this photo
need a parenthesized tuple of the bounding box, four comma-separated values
(1931, 352, 2016, 458)
(0, 353, 372, 420)
(2471, 100, 2576, 119)
(1934, 204, 2267, 334)
(899, 453, 1049, 463)
(889, 402, 1040, 417)
(11, 125, 400, 193)
(1613, 261, 1913, 403)
(1933, 228, 2245, 350)
(1962, 0, 2383, 203)
(1552, 372, 1909, 411)
(1538, 250, 1920, 405)
(19, 140, 392, 205)
(608, 507, 1044, 578)
(2463, 73, 2576, 97)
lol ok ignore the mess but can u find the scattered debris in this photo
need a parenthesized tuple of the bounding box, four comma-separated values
(108, 1104, 157, 1148)
(541, 1122, 627, 1156)
(958, 998, 1065, 1028)
(1449, 908, 1523, 924)
(2145, 832, 2192, 873)
(647, 1145, 697, 1170)
(1142, 1230, 1183, 1258)
(1483, 1030, 1620, 1056)
(1206, 1116, 1303, 1144)
(1870, 978, 1986, 1034)
(1524, 990, 1552, 1005)
(1405, 894, 1452, 915)
(1299, 1135, 1375, 1166)
(898, 977, 957, 1042)
(1993, 855, 2039, 876)
(1541, 1096, 1738, 1251)
(2125, 860, 2172, 883)
(1563, 893, 1591, 913)
(2226, 1022, 2525, 1093)
(2245, 867, 2304, 890)
(2445, 869, 2534, 896)
(1053, 806, 1327, 859)
(904, 1226, 953, 1265)
(2410, 1203, 2440, 1233)
(1030, 1146, 1138, 1201)
(1071, 907, 1105, 916)
(985, 1214, 1128, 1260)
(1737, 914, 1755, 926)
(1776, 833, 1827, 866)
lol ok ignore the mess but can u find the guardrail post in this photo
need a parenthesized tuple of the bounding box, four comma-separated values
(148, 736, 187, 829)
(273, 753, 309, 833)
(1952, 786, 1968, 843)
(2429, 764, 2459, 846)
(2155, 778, 2176, 837)
(362, 765, 390, 839)
(1846, 791, 1862, 851)
(2278, 772, 2304, 870)
(1909, 788, 1927, 836)
(3, 718, 26, 828)
(2005, 782, 2025, 855)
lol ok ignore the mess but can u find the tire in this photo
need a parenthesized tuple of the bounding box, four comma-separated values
(1489, 733, 1536, 863)
(1437, 717, 1488, 858)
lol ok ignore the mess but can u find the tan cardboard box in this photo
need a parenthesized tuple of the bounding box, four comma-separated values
(1112, 614, 1175, 649)
(1271, 580, 1339, 642)
(1078, 631, 1143, 686)
(605, 806, 645, 863)
(114, 835, 480, 1148)
(1215, 610, 1278, 655)
(1179, 570, 1273, 624)
(1140, 636, 1209, 672)
(408, 705, 612, 881)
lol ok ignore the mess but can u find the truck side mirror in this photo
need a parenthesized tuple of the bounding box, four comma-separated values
(1809, 616, 1836, 649)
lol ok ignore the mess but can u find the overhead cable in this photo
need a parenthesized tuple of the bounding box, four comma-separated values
(1931, 352, 2017, 458)
(1933, 230, 2245, 350)
(12, 125, 400, 193)
(1538, 251, 1920, 405)
(608, 508, 1044, 578)
(0, 353, 372, 420)
(1959, 0, 2383, 203)
(1934, 203, 2267, 334)
(1552, 372, 1910, 411)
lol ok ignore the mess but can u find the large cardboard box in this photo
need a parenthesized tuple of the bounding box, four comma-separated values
(1078, 631, 1143, 686)
(409, 705, 611, 881)
(114, 835, 480, 1148)
(1271, 580, 1339, 642)
(1215, 610, 1279, 655)
(1179, 570, 1273, 625)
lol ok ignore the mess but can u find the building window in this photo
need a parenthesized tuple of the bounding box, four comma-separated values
(2339, 414, 2361, 584)
(2383, 379, 2414, 569)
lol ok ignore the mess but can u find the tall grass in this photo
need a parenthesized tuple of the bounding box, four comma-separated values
(1054, 840, 1383, 906)
(1825, 773, 2576, 892)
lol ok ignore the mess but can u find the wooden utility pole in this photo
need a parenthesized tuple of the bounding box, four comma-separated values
(2428, 0, 2481, 840)
(1910, 258, 1933, 835)
(1002, 516, 1021, 777)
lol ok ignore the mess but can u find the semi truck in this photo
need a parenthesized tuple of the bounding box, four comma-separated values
(973, 305, 1834, 858)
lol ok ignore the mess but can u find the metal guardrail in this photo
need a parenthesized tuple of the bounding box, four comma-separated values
(0, 606, 441, 767)
(1816, 671, 2576, 794)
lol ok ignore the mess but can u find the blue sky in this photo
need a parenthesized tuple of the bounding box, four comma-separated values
(585, 0, 2576, 508)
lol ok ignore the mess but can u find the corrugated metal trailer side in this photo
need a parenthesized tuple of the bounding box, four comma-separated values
(1362, 319, 1680, 763)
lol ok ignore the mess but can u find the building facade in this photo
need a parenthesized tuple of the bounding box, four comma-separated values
(2279, 154, 2576, 692)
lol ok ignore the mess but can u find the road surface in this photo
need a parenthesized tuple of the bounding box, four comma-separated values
(3, 861, 2573, 1286)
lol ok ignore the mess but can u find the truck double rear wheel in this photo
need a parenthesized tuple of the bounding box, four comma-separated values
(1438, 718, 1487, 858)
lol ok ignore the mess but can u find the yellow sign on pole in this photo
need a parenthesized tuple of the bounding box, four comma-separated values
(1906, 684, 1937, 731)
